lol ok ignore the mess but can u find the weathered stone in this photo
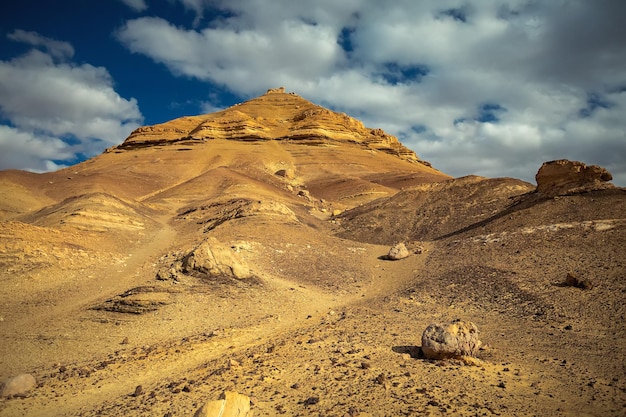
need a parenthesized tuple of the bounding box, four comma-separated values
(274, 168, 295, 179)
(298, 190, 312, 201)
(421, 320, 481, 359)
(565, 272, 593, 290)
(183, 237, 252, 279)
(535, 159, 614, 197)
(1, 374, 36, 398)
(194, 391, 252, 417)
(388, 243, 409, 260)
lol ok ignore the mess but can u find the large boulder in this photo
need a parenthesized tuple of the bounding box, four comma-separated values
(194, 391, 252, 417)
(421, 320, 481, 359)
(535, 159, 614, 197)
(1, 374, 36, 398)
(183, 237, 252, 279)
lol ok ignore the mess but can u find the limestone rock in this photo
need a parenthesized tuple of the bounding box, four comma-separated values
(194, 391, 252, 417)
(387, 243, 409, 260)
(421, 320, 481, 359)
(1, 374, 36, 398)
(535, 159, 614, 197)
(183, 237, 252, 279)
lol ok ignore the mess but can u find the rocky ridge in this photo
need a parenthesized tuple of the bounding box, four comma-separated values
(116, 87, 427, 165)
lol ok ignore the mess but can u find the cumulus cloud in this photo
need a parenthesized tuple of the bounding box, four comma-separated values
(0, 31, 143, 172)
(116, 0, 626, 185)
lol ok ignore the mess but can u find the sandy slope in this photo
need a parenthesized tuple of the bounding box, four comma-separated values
(1, 186, 625, 416)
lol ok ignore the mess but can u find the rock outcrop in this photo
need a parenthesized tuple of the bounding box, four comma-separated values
(183, 237, 252, 279)
(194, 391, 253, 417)
(421, 320, 481, 360)
(535, 160, 614, 197)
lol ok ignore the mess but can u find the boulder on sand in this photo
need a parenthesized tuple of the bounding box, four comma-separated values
(1, 374, 37, 398)
(387, 243, 409, 260)
(421, 319, 481, 360)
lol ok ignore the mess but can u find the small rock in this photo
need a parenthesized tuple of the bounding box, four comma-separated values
(132, 385, 143, 397)
(565, 273, 593, 290)
(303, 396, 320, 406)
(121, 337, 129, 345)
(374, 373, 386, 385)
(387, 243, 409, 260)
(274, 168, 295, 179)
(298, 190, 312, 201)
(1, 374, 37, 398)
(421, 319, 481, 360)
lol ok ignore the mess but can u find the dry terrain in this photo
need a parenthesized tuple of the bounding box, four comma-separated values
(0, 89, 624, 416)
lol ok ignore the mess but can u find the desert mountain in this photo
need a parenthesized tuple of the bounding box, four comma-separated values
(0, 89, 625, 417)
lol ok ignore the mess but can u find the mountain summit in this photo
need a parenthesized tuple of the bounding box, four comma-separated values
(118, 87, 426, 165)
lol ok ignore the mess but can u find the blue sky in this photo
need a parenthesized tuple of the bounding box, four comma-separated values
(1, 0, 625, 185)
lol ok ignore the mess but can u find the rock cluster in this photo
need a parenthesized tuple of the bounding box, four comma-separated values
(421, 320, 481, 360)
(535, 159, 614, 197)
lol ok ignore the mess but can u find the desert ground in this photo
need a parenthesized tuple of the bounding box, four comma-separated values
(1, 89, 624, 416)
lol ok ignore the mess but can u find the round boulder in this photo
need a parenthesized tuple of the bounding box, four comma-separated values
(1, 374, 37, 398)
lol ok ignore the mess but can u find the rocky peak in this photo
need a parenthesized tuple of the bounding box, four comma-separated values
(535, 159, 615, 196)
(115, 88, 428, 165)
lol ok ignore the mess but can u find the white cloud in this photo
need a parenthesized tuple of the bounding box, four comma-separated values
(0, 32, 143, 172)
(115, 0, 626, 185)
(119, 0, 148, 12)
(0, 125, 73, 173)
(7, 29, 74, 59)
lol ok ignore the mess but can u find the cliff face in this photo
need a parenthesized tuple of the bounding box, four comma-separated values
(118, 87, 427, 165)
